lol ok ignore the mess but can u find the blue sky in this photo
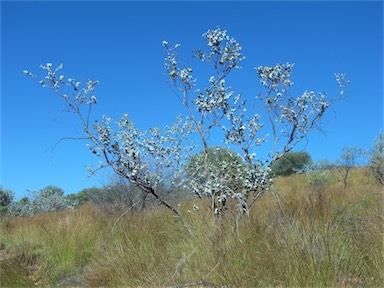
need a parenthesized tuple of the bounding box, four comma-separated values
(1, 1, 383, 199)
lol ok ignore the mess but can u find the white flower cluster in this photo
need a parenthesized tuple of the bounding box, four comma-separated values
(26, 63, 99, 110)
(335, 73, 350, 88)
(163, 42, 196, 91)
(88, 113, 196, 192)
(244, 166, 273, 192)
(196, 27, 245, 71)
(255, 61, 346, 155)
(256, 63, 294, 92)
(194, 78, 233, 113)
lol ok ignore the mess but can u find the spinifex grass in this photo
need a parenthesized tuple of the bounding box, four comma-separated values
(0, 204, 106, 286)
(1, 170, 382, 287)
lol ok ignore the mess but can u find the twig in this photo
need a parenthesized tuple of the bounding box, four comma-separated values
(111, 199, 142, 236)
(50, 136, 89, 154)
(172, 247, 197, 278)
(204, 261, 220, 279)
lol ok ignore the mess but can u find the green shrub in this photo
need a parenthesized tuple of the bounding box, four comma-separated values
(368, 131, 384, 184)
(271, 151, 312, 176)
(0, 186, 14, 215)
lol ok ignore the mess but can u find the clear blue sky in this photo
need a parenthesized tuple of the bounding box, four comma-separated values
(1, 1, 383, 199)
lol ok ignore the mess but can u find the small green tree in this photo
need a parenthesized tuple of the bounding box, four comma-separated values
(337, 146, 365, 189)
(66, 187, 103, 205)
(271, 151, 312, 177)
(368, 131, 384, 185)
(0, 186, 14, 215)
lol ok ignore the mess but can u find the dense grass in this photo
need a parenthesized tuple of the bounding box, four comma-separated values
(1, 170, 383, 287)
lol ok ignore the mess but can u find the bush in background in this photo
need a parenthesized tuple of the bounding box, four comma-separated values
(270, 151, 312, 177)
(0, 186, 14, 215)
(336, 146, 366, 189)
(7, 186, 76, 216)
(304, 161, 334, 193)
(65, 187, 102, 206)
(368, 131, 384, 185)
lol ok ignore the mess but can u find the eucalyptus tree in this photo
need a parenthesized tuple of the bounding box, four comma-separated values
(24, 27, 347, 233)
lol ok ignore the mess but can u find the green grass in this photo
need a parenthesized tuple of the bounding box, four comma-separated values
(1, 170, 383, 287)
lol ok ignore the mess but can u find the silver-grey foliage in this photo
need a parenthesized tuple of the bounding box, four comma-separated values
(163, 27, 347, 213)
(368, 131, 384, 185)
(304, 161, 333, 194)
(7, 186, 76, 216)
(24, 27, 347, 233)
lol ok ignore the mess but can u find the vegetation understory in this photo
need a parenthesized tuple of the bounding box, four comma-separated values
(1, 169, 383, 287)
